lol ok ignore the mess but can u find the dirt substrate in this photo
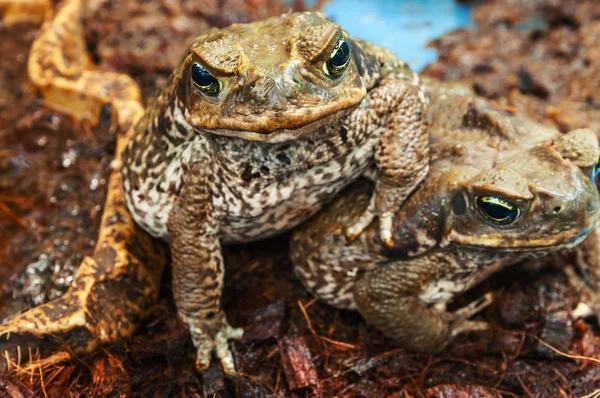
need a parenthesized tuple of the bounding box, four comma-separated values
(2, 0, 600, 396)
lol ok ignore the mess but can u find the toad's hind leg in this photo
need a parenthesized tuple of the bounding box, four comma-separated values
(354, 259, 491, 353)
(290, 180, 385, 310)
(0, 0, 167, 370)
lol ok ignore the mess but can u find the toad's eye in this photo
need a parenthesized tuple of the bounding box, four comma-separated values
(594, 148, 600, 178)
(191, 62, 221, 96)
(476, 196, 521, 225)
(324, 36, 351, 78)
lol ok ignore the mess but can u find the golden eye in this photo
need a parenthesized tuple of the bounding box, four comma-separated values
(323, 36, 351, 78)
(476, 196, 521, 225)
(191, 62, 221, 96)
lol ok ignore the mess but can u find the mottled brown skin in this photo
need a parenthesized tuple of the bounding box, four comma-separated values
(291, 79, 600, 352)
(120, 12, 429, 371)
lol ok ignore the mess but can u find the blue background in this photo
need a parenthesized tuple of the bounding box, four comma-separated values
(320, 0, 475, 71)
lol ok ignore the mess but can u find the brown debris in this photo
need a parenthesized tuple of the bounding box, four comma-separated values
(0, 374, 35, 398)
(242, 299, 288, 343)
(425, 384, 503, 398)
(90, 351, 130, 396)
(202, 365, 225, 396)
(278, 336, 319, 390)
(84, 0, 329, 74)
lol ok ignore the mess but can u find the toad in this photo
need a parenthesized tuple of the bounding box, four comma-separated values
(0, 0, 430, 373)
(119, 12, 429, 370)
(290, 79, 600, 352)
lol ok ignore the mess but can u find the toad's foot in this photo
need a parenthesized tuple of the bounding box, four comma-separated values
(191, 319, 244, 374)
(345, 194, 377, 242)
(451, 292, 493, 319)
(355, 261, 493, 353)
(346, 166, 429, 248)
(447, 293, 493, 337)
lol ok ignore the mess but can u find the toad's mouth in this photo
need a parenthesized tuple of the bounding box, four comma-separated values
(190, 99, 364, 143)
(461, 225, 596, 253)
(193, 107, 357, 143)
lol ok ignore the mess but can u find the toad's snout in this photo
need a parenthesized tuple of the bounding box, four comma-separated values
(244, 74, 288, 110)
(535, 165, 600, 235)
(541, 193, 597, 223)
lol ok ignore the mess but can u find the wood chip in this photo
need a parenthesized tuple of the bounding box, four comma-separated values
(278, 337, 319, 390)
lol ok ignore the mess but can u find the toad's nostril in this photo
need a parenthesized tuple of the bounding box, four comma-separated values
(553, 206, 562, 214)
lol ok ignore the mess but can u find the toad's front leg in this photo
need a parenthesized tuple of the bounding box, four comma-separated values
(346, 51, 429, 248)
(354, 259, 490, 353)
(372, 83, 429, 248)
(167, 161, 243, 373)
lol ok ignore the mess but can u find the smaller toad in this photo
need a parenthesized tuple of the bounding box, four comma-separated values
(290, 79, 600, 352)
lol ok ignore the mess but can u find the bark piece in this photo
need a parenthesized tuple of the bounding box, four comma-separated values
(243, 299, 288, 342)
(278, 336, 319, 390)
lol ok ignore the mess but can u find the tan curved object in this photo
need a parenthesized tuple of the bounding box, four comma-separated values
(1, 0, 167, 371)
(0, 0, 51, 26)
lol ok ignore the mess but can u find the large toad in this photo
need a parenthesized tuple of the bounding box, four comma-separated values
(121, 12, 431, 370)
(0, 4, 429, 373)
(290, 79, 600, 352)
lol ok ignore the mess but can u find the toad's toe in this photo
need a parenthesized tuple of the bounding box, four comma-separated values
(191, 322, 244, 374)
(345, 195, 376, 241)
(379, 212, 395, 248)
